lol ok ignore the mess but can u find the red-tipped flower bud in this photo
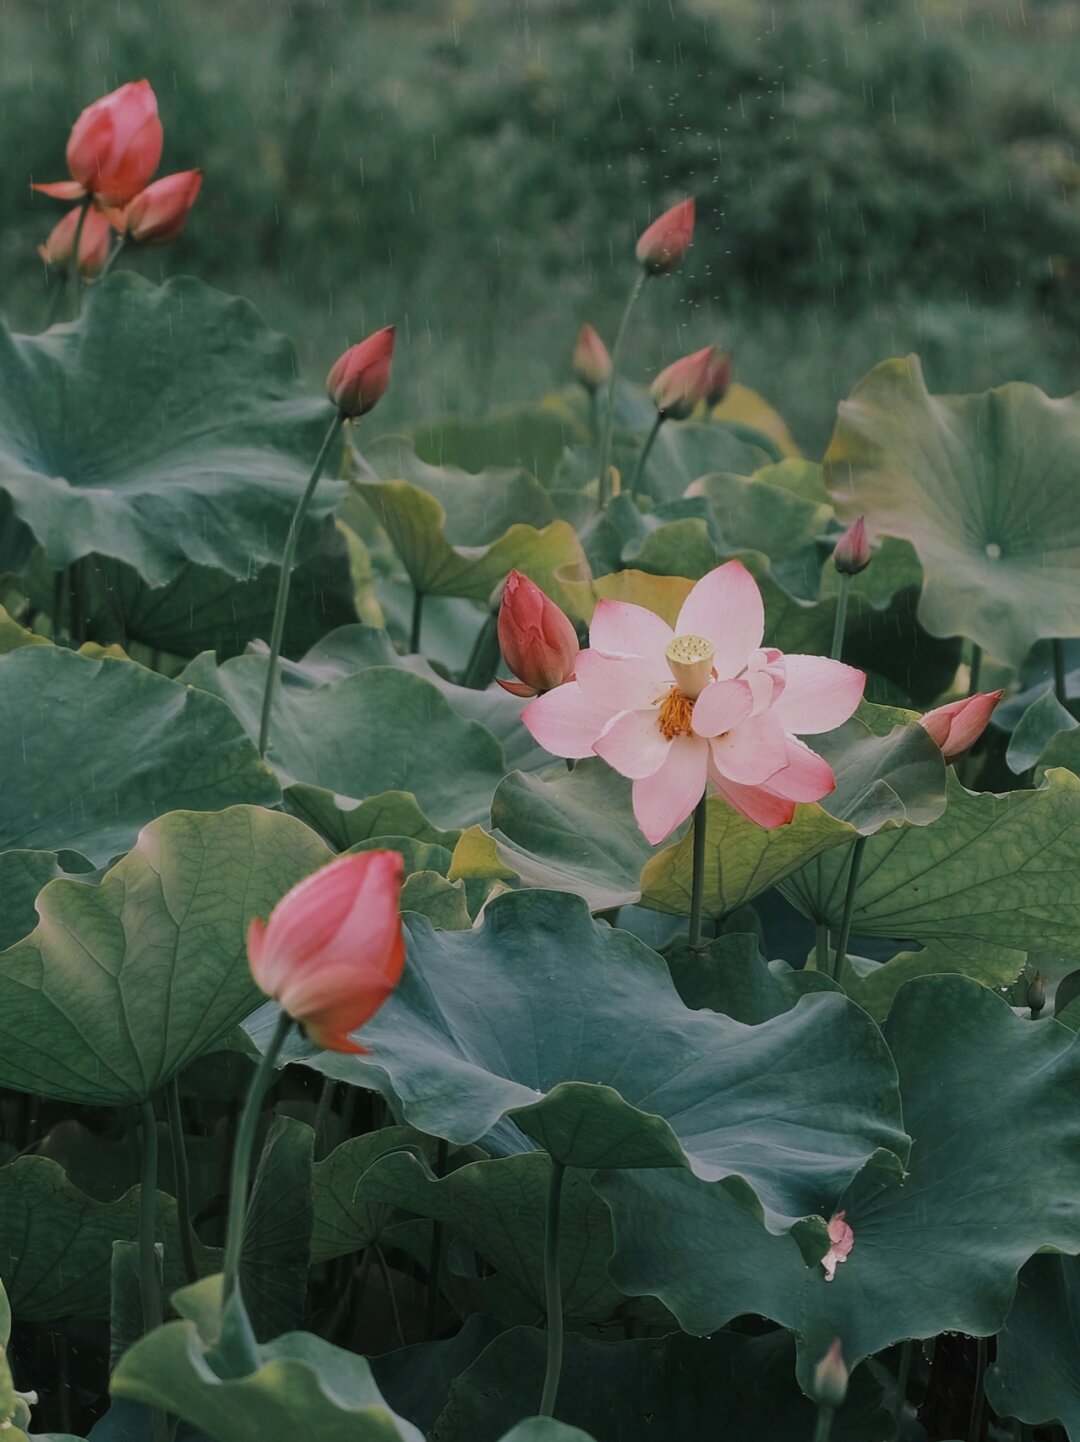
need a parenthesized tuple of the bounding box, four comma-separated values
(34, 80, 163, 207)
(119, 169, 202, 245)
(704, 352, 733, 406)
(650, 345, 716, 421)
(812, 1340, 849, 1409)
(833, 517, 872, 576)
(497, 570, 579, 697)
(918, 690, 1003, 762)
(38, 205, 112, 276)
(247, 851, 405, 1054)
(573, 324, 612, 391)
(326, 327, 396, 419)
(635, 197, 695, 276)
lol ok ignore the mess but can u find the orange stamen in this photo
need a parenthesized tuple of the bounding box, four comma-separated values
(656, 686, 694, 740)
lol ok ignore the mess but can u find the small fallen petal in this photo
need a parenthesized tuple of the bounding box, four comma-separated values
(822, 1210, 854, 1282)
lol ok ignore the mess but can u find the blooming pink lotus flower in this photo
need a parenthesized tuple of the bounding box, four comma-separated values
(34, 80, 163, 207)
(822, 1212, 854, 1283)
(573, 324, 612, 391)
(651, 346, 717, 420)
(38, 205, 113, 276)
(918, 690, 1002, 762)
(117, 169, 202, 245)
(497, 570, 579, 698)
(636, 197, 695, 275)
(833, 517, 871, 576)
(522, 561, 865, 844)
(247, 851, 405, 1054)
(326, 327, 396, 419)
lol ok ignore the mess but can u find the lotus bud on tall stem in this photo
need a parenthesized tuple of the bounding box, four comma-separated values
(631, 346, 716, 501)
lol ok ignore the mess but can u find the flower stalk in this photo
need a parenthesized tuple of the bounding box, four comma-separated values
(832, 835, 867, 982)
(629, 412, 663, 502)
(596, 272, 645, 509)
(688, 793, 709, 950)
(538, 1157, 567, 1418)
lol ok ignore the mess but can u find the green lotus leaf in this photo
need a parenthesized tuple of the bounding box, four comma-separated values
(0, 647, 279, 864)
(410, 405, 584, 487)
(684, 469, 832, 561)
(617, 421, 776, 504)
(0, 806, 329, 1105)
(311, 1127, 444, 1265)
(0, 275, 340, 586)
(985, 1255, 1080, 1438)
(251, 890, 907, 1233)
(369, 1316, 506, 1436)
(601, 975, 1080, 1390)
(285, 786, 460, 855)
(811, 714, 947, 835)
(0, 850, 76, 949)
(398, 871, 472, 928)
(242, 1117, 314, 1339)
(824, 355, 1080, 664)
(430, 1327, 888, 1442)
(666, 933, 839, 1020)
(1006, 690, 1077, 774)
(781, 768, 1080, 954)
(839, 938, 1025, 1022)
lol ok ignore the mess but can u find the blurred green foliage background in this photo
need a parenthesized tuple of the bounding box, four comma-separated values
(2, 0, 1080, 451)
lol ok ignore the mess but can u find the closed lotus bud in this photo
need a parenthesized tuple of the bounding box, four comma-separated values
(833, 517, 871, 576)
(573, 324, 612, 391)
(497, 570, 579, 697)
(812, 1340, 849, 1409)
(635, 197, 695, 276)
(1028, 970, 1046, 1016)
(247, 851, 405, 1054)
(120, 169, 202, 245)
(704, 351, 733, 406)
(326, 327, 396, 418)
(34, 80, 163, 207)
(651, 346, 716, 421)
(918, 690, 1003, 762)
(38, 205, 112, 276)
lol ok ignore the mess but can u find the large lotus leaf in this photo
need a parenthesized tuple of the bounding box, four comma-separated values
(713, 381, 802, 458)
(0, 646, 279, 864)
(251, 890, 907, 1233)
(112, 1323, 425, 1442)
(182, 653, 504, 831)
(410, 405, 584, 487)
(431, 1327, 887, 1442)
(0, 805, 329, 1105)
(0, 850, 73, 948)
(601, 975, 1080, 1391)
(781, 767, 1080, 954)
(242, 1117, 314, 1339)
(666, 933, 839, 1021)
(684, 470, 831, 561)
(811, 715, 947, 834)
(1006, 690, 1077, 774)
(985, 1255, 1080, 1437)
(825, 355, 1080, 664)
(286, 787, 460, 855)
(617, 421, 775, 504)
(839, 938, 1026, 1022)
(0, 275, 340, 586)
(311, 1127, 444, 1264)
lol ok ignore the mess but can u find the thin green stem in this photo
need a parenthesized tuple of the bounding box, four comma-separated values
(461, 610, 499, 689)
(313, 1077, 337, 1160)
(52, 569, 67, 644)
(832, 836, 867, 982)
(688, 793, 709, 950)
(165, 1080, 198, 1285)
(894, 1338, 913, 1421)
(969, 642, 983, 698)
(1053, 638, 1069, 710)
(137, 1099, 163, 1442)
(812, 1405, 834, 1442)
(538, 1157, 567, 1418)
(375, 1243, 406, 1348)
(629, 412, 664, 502)
(67, 559, 86, 646)
(588, 387, 599, 446)
(409, 588, 425, 655)
(815, 922, 830, 973)
(597, 271, 646, 508)
(68, 195, 92, 318)
(257, 412, 343, 755)
(221, 1010, 293, 1308)
(830, 575, 851, 662)
(95, 234, 128, 283)
(424, 1136, 449, 1339)
(43, 279, 67, 330)
(967, 1336, 988, 1442)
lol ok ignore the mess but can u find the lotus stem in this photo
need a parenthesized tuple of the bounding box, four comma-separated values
(832, 836, 867, 982)
(812, 1405, 834, 1442)
(424, 1136, 449, 1339)
(538, 1156, 567, 1418)
(461, 611, 499, 689)
(221, 1009, 293, 1309)
(966, 1336, 988, 1442)
(409, 588, 425, 654)
(688, 793, 709, 950)
(165, 1079, 198, 1285)
(257, 411, 343, 756)
(968, 642, 983, 698)
(830, 575, 851, 662)
(629, 413, 664, 502)
(815, 922, 830, 973)
(588, 387, 599, 446)
(95, 234, 128, 284)
(894, 1338, 913, 1421)
(597, 272, 646, 509)
(137, 1099, 162, 1336)
(68, 195, 92, 318)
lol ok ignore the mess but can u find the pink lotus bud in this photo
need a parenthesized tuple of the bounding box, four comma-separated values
(573, 324, 612, 391)
(37, 205, 113, 276)
(822, 1211, 854, 1282)
(918, 690, 1003, 762)
(833, 517, 871, 576)
(1027, 970, 1046, 1015)
(635, 197, 695, 276)
(704, 352, 733, 406)
(497, 570, 579, 697)
(247, 851, 405, 1054)
(326, 327, 396, 418)
(812, 1341, 849, 1409)
(119, 169, 202, 245)
(33, 80, 164, 207)
(650, 346, 717, 420)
